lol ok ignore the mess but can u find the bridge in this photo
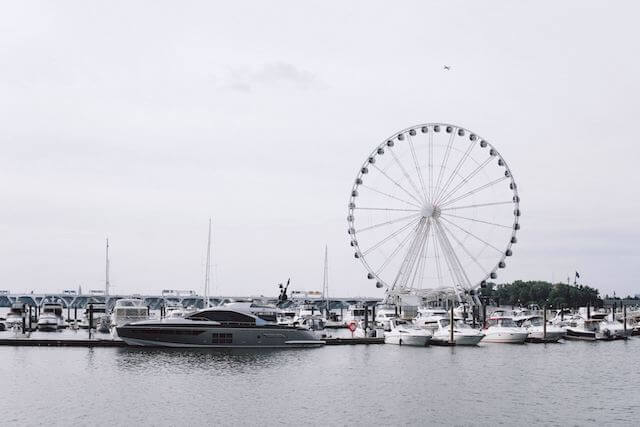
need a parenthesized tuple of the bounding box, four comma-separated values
(0, 292, 381, 311)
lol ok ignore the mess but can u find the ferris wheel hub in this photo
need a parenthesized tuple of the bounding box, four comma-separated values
(421, 203, 441, 219)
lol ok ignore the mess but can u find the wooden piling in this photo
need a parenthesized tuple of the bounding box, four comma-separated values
(88, 304, 93, 339)
(543, 305, 547, 340)
(449, 304, 454, 344)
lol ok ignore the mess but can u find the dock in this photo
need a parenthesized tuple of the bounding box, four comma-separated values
(0, 337, 384, 347)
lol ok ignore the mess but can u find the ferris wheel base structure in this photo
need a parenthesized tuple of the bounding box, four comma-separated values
(347, 123, 520, 306)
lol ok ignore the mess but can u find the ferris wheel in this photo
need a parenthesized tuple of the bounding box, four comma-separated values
(347, 123, 520, 303)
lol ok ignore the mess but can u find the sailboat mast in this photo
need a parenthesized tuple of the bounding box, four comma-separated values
(105, 238, 110, 296)
(204, 219, 212, 308)
(323, 245, 329, 315)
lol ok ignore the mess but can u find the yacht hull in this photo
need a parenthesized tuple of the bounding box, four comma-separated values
(116, 324, 324, 348)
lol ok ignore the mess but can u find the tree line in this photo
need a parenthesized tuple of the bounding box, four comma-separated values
(479, 280, 602, 308)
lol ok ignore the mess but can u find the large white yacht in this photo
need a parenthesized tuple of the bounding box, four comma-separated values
(116, 307, 324, 348)
(482, 316, 528, 343)
(384, 318, 432, 346)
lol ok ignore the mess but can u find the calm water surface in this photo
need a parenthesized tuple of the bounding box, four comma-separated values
(1, 337, 638, 426)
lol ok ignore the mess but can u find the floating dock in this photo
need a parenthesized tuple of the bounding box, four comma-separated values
(0, 337, 384, 347)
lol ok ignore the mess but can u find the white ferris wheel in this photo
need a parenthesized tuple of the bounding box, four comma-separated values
(347, 123, 520, 304)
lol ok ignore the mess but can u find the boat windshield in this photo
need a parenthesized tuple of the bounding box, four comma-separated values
(528, 317, 543, 326)
(498, 318, 516, 327)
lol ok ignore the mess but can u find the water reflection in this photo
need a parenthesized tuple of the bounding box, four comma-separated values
(114, 347, 312, 375)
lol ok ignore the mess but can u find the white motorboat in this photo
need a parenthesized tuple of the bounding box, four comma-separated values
(519, 316, 565, 342)
(565, 318, 613, 341)
(4, 302, 28, 330)
(111, 299, 149, 336)
(37, 302, 65, 331)
(342, 304, 373, 326)
(79, 303, 108, 329)
(482, 316, 528, 343)
(413, 308, 449, 330)
(374, 305, 397, 331)
(384, 319, 432, 346)
(431, 318, 485, 346)
(116, 307, 324, 348)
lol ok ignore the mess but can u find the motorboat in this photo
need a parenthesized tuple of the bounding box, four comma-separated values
(413, 308, 449, 330)
(431, 318, 485, 346)
(111, 299, 149, 337)
(4, 302, 28, 330)
(384, 319, 432, 346)
(79, 303, 108, 329)
(37, 302, 65, 331)
(518, 316, 565, 342)
(164, 302, 194, 320)
(116, 307, 325, 348)
(565, 318, 611, 341)
(374, 305, 397, 331)
(482, 316, 528, 343)
(342, 304, 372, 325)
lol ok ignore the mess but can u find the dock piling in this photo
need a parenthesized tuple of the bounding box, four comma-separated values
(543, 305, 547, 340)
(88, 304, 93, 339)
(449, 304, 454, 344)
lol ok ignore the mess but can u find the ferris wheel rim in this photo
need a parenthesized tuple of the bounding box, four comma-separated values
(347, 122, 520, 294)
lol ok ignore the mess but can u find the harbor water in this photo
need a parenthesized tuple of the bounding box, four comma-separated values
(1, 338, 639, 426)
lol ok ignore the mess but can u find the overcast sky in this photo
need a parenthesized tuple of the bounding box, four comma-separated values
(0, 1, 638, 298)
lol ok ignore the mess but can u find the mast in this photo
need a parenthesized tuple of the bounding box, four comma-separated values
(322, 245, 329, 316)
(204, 219, 212, 308)
(105, 238, 110, 296)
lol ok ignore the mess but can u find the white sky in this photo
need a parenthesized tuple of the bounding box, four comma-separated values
(0, 1, 638, 297)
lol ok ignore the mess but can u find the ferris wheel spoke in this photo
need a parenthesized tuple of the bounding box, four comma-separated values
(375, 220, 422, 276)
(433, 130, 456, 203)
(356, 212, 420, 233)
(433, 138, 476, 203)
(355, 207, 420, 212)
(361, 217, 421, 256)
(360, 184, 422, 208)
(428, 131, 434, 202)
(371, 164, 424, 205)
(439, 176, 509, 208)
(432, 223, 459, 290)
(416, 219, 432, 289)
(387, 149, 426, 204)
(435, 220, 473, 292)
(391, 219, 427, 290)
(439, 216, 503, 253)
(410, 220, 432, 290)
(440, 212, 513, 229)
(435, 156, 493, 205)
(431, 223, 444, 288)
(407, 135, 428, 201)
(441, 200, 514, 211)
(438, 219, 490, 278)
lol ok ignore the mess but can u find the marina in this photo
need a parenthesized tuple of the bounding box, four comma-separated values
(3, 1, 640, 425)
